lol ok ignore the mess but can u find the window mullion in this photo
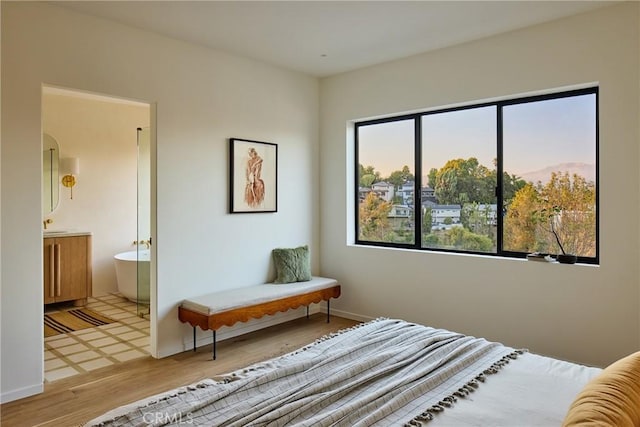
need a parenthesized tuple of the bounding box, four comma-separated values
(496, 104, 504, 256)
(414, 116, 422, 249)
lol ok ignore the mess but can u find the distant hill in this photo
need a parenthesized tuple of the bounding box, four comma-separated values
(518, 162, 595, 184)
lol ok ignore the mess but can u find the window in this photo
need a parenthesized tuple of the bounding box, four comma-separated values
(422, 106, 496, 253)
(355, 87, 598, 264)
(357, 118, 415, 244)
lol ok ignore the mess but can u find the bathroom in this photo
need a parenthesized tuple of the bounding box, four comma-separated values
(42, 86, 152, 381)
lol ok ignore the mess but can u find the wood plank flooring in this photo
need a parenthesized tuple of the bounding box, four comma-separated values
(1, 314, 359, 427)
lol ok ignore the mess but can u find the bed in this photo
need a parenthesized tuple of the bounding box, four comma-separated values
(84, 318, 639, 426)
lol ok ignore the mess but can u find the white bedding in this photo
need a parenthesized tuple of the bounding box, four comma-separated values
(85, 319, 601, 426)
(430, 352, 601, 426)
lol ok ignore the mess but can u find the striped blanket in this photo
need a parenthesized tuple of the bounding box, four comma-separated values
(88, 318, 522, 426)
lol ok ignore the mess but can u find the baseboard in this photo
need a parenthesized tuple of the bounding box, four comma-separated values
(1, 382, 44, 404)
(321, 307, 374, 323)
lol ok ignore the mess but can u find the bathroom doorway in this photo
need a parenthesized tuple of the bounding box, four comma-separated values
(42, 85, 155, 382)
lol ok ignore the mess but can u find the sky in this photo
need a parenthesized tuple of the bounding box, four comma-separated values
(358, 93, 596, 179)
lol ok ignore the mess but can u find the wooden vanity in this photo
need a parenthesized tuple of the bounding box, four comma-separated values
(43, 232, 92, 306)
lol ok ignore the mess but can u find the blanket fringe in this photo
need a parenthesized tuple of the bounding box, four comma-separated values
(403, 349, 527, 427)
(303, 317, 387, 347)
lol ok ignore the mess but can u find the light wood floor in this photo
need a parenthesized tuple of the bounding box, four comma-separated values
(1, 314, 359, 427)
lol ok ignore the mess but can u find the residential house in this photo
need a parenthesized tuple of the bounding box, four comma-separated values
(463, 203, 498, 226)
(388, 204, 413, 229)
(358, 186, 372, 202)
(421, 186, 437, 204)
(429, 204, 462, 229)
(371, 181, 395, 202)
(399, 181, 414, 206)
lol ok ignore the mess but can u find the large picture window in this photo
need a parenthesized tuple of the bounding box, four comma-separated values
(355, 87, 598, 264)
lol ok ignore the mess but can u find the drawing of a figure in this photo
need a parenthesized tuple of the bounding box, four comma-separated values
(245, 147, 265, 207)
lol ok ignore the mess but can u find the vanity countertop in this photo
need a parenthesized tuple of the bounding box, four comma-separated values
(43, 231, 92, 238)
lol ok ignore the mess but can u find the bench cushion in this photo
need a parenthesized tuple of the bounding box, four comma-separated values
(181, 276, 338, 316)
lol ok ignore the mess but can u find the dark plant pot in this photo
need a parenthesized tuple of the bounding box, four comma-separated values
(556, 254, 577, 264)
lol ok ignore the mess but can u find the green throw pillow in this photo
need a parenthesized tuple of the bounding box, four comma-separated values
(272, 245, 312, 284)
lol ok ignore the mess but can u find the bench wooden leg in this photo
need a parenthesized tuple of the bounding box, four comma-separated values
(193, 327, 196, 352)
(327, 299, 330, 323)
(306, 306, 309, 319)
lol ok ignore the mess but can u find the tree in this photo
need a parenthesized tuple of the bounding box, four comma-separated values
(502, 172, 527, 202)
(422, 207, 432, 232)
(360, 174, 376, 187)
(462, 203, 496, 243)
(422, 232, 440, 246)
(538, 172, 596, 256)
(433, 158, 495, 205)
(434, 167, 459, 204)
(386, 165, 414, 189)
(358, 191, 392, 241)
(504, 172, 596, 257)
(427, 168, 438, 190)
(359, 164, 380, 187)
(503, 183, 541, 252)
(441, 227, 493, 252)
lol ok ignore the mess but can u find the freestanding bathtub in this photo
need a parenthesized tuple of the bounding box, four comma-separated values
(114, 249, 150, 303)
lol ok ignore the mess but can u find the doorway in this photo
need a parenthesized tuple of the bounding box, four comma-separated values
(41, 85, 155, 382)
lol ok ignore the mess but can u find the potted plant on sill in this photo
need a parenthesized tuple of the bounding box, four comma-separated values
(549, 209, 577, 264)
(536, 205, 577, 264)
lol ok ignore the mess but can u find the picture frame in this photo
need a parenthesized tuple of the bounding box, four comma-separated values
(229, 138, 278, 213)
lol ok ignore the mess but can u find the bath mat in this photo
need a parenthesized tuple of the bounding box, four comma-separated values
(44, 309, 116, 337)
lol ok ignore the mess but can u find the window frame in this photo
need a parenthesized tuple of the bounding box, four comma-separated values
(354, 87, 599, 264)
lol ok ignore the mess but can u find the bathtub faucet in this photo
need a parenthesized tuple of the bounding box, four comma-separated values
(134, 239, 151, 249)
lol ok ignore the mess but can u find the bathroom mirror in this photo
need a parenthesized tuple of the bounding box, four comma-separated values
(42, 133, 60, 216)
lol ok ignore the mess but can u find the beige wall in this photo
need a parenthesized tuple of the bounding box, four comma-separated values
(320, 3, 640, 368)
(43, 91, 150, 297)
(1, 2, 319, 402)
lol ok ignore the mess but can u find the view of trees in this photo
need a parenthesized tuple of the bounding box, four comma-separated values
(504, 172, 596, 256)
(359, 158, 596, 257)
(427, 158, 527, 205)
(387, 165, 414, 189)
(356, 88, 597, 260)
(359, 165, 381, 187)
(358, 191, 392, 242)
(428, 158, 494, 205)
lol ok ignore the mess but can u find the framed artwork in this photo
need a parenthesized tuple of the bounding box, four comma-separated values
(229, 138, 278, 213)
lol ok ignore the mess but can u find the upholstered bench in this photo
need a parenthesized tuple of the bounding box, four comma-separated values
(178, 276, 341, 359)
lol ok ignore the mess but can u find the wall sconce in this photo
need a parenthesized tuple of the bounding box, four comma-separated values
(60, 157, 79, 199)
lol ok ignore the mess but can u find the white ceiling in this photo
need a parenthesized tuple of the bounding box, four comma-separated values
(55, 1, 615, 77)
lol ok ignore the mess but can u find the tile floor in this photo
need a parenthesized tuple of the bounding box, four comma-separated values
(44, 294, 150, 383)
